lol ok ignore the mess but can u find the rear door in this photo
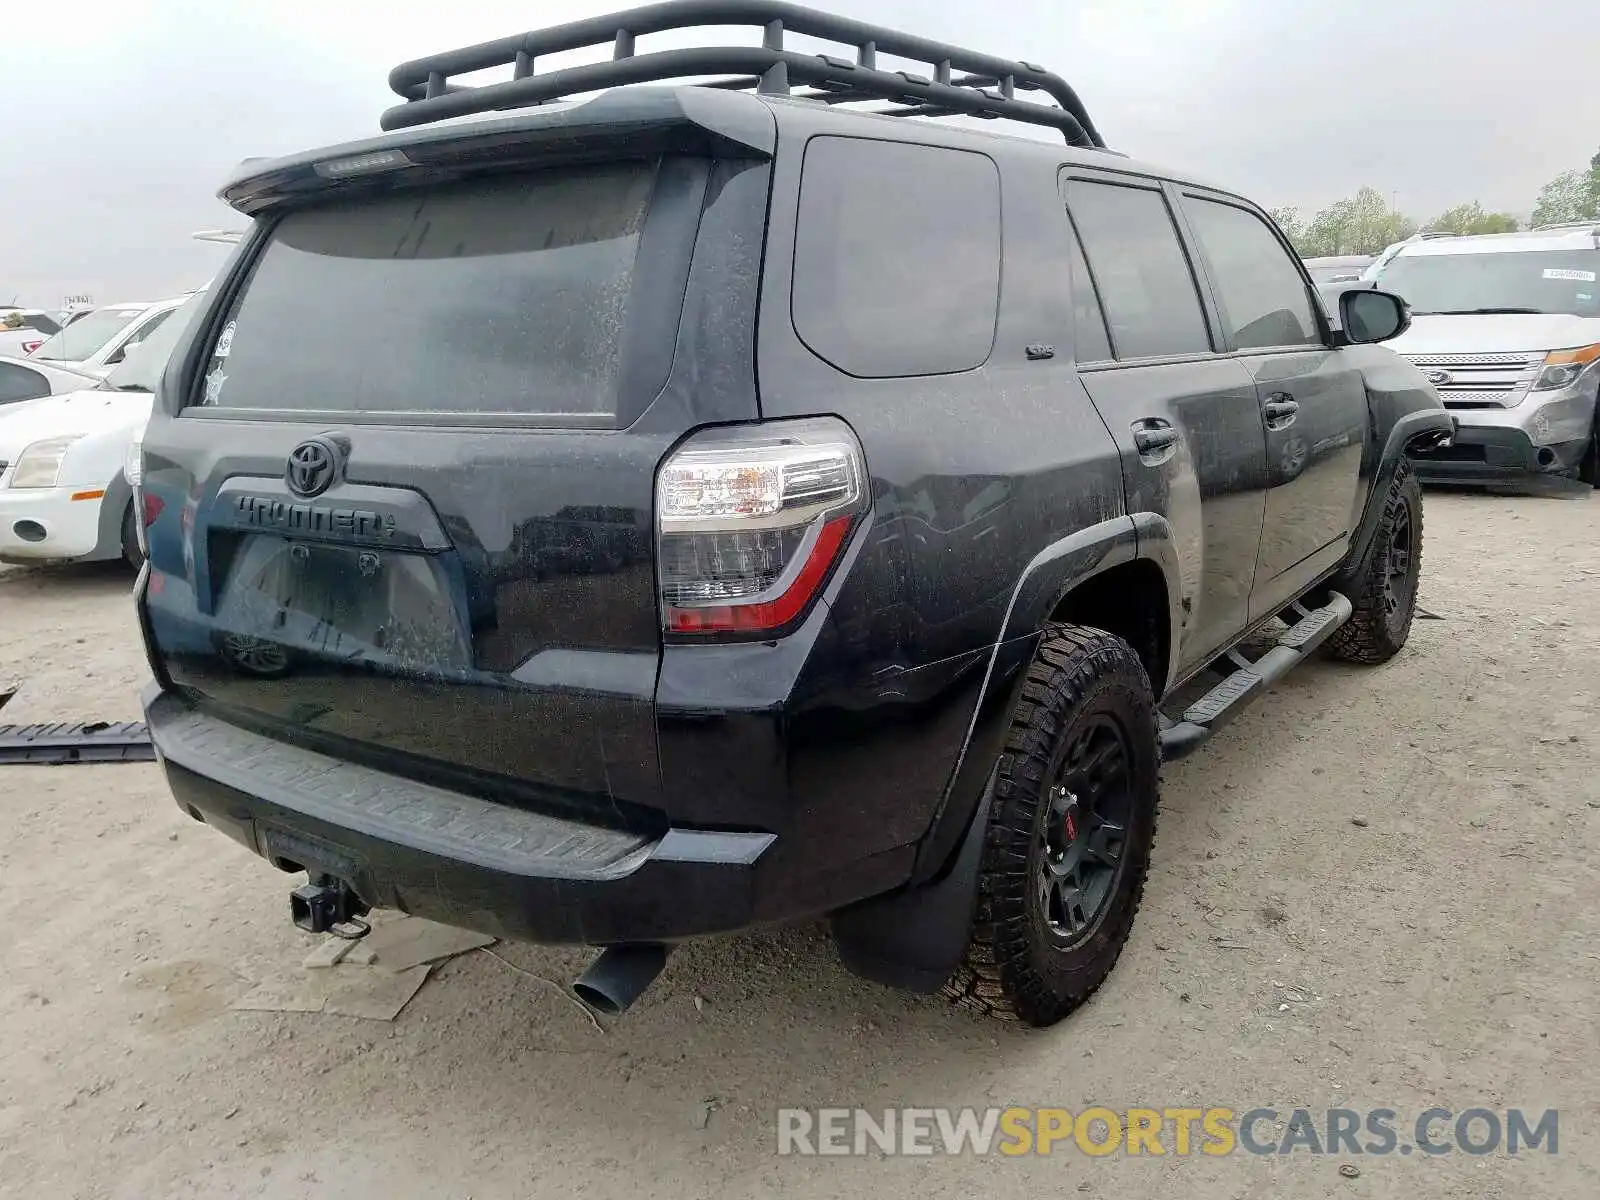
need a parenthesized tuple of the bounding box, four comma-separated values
(1174, 189, 1369, 619)
(1064, 174, 1269, 673)
(139, 155, 763, 827)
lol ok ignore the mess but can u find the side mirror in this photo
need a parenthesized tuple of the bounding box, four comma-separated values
(1339, 288, 1410, 345)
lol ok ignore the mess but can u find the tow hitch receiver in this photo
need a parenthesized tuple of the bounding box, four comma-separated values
(290, 874, 372, 938)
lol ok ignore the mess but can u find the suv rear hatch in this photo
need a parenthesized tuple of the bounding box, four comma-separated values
(140, 129, 773, 830)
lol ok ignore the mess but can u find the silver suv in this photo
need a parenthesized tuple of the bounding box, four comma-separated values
(1375, 223, 1600, 485)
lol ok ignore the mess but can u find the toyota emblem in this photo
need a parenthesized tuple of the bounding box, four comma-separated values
(285, 437, 343, 498)
(1425, 370, 1452, 387)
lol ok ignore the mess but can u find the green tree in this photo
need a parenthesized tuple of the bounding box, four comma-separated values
(1426, 202, 1519, 236)
(1302, 187, 1418, 256)
(1530, 147, 1600, 226)
(1269, 206, 1308, 254)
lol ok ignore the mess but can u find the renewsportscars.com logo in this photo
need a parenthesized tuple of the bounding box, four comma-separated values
(776, 1106, 1560, 1158)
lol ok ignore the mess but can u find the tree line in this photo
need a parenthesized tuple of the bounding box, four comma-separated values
(1270, 146, 1600, 258)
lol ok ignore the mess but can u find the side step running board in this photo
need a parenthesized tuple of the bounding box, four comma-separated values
(0, 722, 157, 766)
(1159, 591, 1353, 762)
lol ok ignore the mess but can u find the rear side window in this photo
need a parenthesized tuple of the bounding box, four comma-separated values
(0, 362, 49, 404)
(792, 137, 1000, 378)
(112, 308, 174, 362)
(1185, 198, 1321, 349)
(1066, 180, 1211, 360)
(1068, 228, 1113, 363)
(195, 161, 659, 418)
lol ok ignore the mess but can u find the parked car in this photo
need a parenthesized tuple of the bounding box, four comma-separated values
(0, 308, 62, 357)
(1303, 255, 1373, 287)
(1372, 224, 1600, 484)
(133, 1, 1450, 1027)
(0, 355, 102, 410)
(1361, 231, 1459, 281)
(27, 295, 189, 379)
(0, 290, 205, 567)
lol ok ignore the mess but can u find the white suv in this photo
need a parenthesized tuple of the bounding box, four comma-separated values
(1376, 224, 1600, 485)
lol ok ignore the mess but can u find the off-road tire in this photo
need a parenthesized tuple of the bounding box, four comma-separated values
(1325, 458, 1422, 665)
(121, 501, 145, 570)
(943, 624, 1160, 1027)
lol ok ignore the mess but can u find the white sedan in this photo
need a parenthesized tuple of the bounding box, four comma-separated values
(25, 295, 190, 379)
(0, 290, 204, 568)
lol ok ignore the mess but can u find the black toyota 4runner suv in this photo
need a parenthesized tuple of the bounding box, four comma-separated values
(133, 1, 1453, 1026)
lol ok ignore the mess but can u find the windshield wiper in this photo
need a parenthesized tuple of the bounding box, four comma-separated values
(113, 383, 152, 392)
(1414, 307, 1544, 316)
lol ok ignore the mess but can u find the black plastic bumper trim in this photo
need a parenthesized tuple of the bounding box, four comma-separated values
(0, 722, 156, 765)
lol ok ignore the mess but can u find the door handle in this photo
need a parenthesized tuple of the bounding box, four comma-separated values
(1263, 395, 1300, 428)
(1132, 420, 1180, 456)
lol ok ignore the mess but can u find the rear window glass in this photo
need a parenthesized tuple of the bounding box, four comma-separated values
(194, 162, 659, 417)
(32, 308, 139, 361)
(792, 137, 1000, 378)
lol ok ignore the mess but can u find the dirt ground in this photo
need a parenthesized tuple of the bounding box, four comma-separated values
(0, 490, 1596, 1200)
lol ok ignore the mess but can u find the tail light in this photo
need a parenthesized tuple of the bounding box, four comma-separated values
(656, 417, 867, 637)
(21, 339, 43, 355)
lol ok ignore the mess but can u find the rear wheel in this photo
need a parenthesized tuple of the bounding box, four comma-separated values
(943, 624, 1160, 1027)
(1325, 459, 1422, 664)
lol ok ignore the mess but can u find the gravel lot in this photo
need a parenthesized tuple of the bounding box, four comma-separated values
(1, 490, 1596, 1199)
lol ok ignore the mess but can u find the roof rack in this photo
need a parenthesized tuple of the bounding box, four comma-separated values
(1530, 220, 1600, 234)
(382, 0, 1105, 148)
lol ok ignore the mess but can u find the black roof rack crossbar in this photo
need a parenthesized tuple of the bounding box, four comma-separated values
(382, 0, 1105, 148)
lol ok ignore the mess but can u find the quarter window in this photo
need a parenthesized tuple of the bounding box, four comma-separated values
(793, 137, 1001, 378)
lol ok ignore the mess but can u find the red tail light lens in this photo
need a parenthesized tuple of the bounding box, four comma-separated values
(21, 339, 43, 355)
(656, 418, 867, 638)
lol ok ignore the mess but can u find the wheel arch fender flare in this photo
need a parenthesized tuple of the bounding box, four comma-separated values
(1348, 408, 1452, 572)
(831, 516, 1178, 993)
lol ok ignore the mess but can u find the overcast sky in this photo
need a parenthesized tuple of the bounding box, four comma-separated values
(3, 0, 1596, 307)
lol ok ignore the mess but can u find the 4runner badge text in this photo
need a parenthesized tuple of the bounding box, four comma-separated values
(232, 494, 397, 541)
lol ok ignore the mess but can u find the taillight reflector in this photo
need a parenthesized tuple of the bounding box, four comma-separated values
(667, 515, 853, 633)
(655, 417, 867, 639)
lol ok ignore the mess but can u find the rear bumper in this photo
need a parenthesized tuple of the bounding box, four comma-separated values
(144, 687, 784, 945)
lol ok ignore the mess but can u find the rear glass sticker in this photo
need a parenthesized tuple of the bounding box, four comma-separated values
(1543, 268, 1597, 282)
(214, 320, 237, 357)
(203, 366, 228, 405)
